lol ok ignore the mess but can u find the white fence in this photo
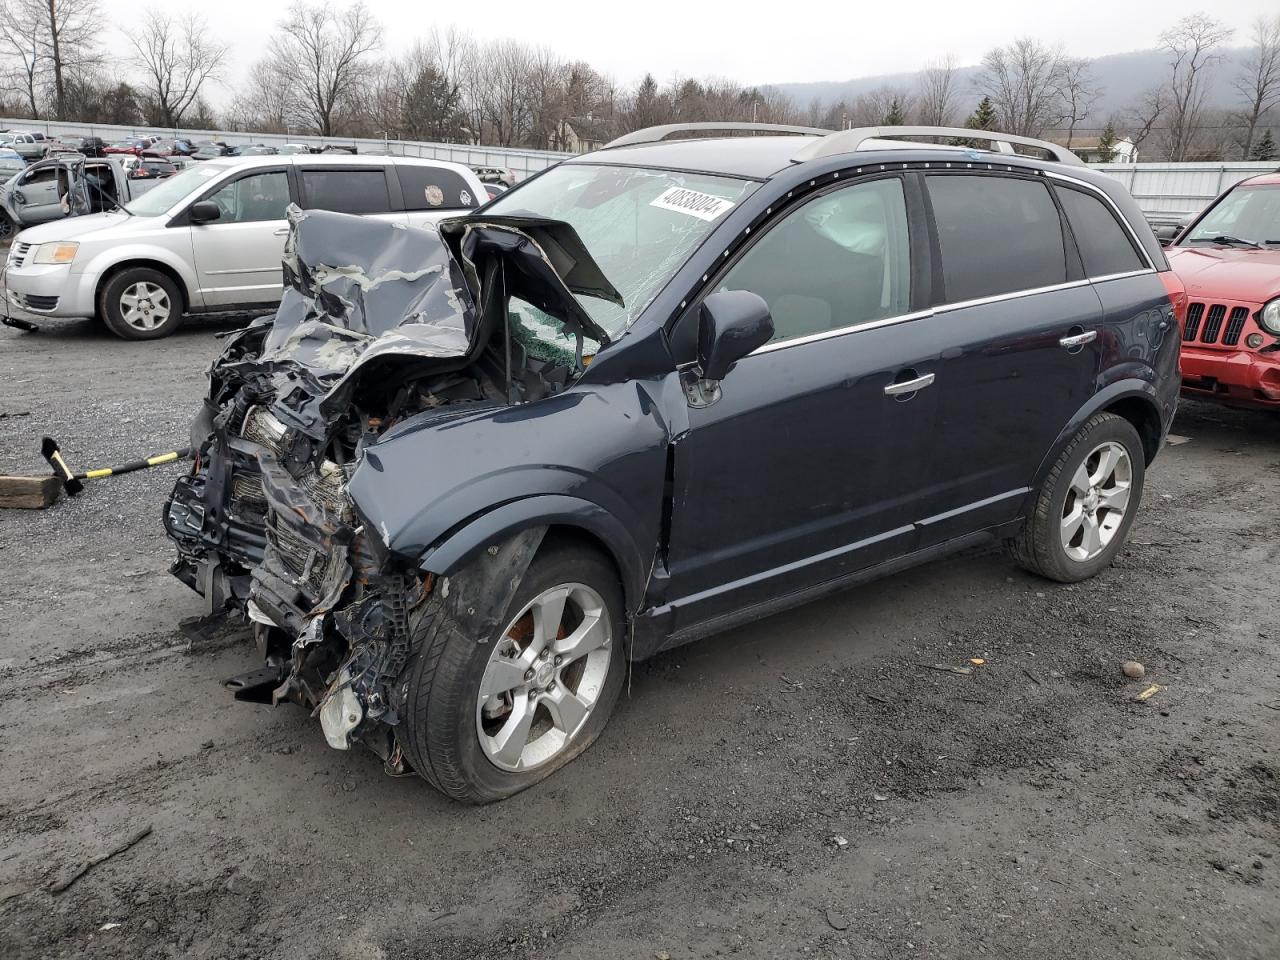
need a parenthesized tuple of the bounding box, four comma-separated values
(1093, 161, 1279, 224)
(0, 117, 575, 181)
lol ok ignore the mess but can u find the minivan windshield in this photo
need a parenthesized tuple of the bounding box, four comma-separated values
(125, 162, 232, 216)
(483, 163, 756, 339)
(1181, 185, 1280, 247)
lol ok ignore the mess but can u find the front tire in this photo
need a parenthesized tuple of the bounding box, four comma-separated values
(99, 267, 183, 340)
(399, 542, 626, 803)
(1008, 412, 1145, 583)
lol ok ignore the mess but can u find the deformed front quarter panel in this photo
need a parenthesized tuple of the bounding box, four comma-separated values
(345, 328, 683, 612)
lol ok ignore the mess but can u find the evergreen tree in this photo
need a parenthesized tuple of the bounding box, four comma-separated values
(882, 97, 907, 126)
(965, 96, 998, 131)
(1096, 121, 1119, 163)
(1250, 129, 1277, 162)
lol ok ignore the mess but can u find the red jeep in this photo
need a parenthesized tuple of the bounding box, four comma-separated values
(1165, 172, 1280, 409)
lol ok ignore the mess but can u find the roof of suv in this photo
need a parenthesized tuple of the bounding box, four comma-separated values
(194, 152, 479, 177)
(568, 136, 815, 179)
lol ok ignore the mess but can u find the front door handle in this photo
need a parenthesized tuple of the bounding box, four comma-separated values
(884, 372, 936, 396)
(1059, 330, 1098, 349)
(273, 227, 289, 236)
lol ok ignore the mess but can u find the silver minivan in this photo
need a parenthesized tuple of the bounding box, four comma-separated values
(5, 154, 488, 339)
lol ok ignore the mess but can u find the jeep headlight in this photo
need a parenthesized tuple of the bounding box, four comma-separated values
(1259, 298, 1280, 336)
(32, 241, 78, 264)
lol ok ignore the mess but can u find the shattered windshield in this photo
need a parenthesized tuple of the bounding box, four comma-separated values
(1182, 186, 1280, 247)
(484, 163, 756, 340)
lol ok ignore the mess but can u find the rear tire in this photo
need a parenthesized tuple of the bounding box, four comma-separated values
(99, 267, 183, 340)
(398, 542, 626, 804)
(1008, 412, 1145, 583)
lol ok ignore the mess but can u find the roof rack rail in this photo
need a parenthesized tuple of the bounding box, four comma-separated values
(791, 126, 1085, 166)
(605, 122, 834, 149)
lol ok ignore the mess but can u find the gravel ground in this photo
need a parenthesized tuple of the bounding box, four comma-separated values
(1, 317, 1277, 960)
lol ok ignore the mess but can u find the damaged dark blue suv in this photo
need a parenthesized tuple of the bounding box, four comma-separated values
(164, 124, 1182, 802)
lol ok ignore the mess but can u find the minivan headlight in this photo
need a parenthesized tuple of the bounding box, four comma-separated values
(1259, 298, 1280, 336)
(33, 241, 78, 264)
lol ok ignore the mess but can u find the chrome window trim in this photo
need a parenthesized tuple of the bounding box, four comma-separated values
(1043, 170, 1158, 272)
(750, 276, 1123, 355)
(1089, 267, 1156, 283)
(752, 309, 935, 354)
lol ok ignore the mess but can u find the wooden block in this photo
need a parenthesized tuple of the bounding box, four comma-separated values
(0, 475, 62, 509)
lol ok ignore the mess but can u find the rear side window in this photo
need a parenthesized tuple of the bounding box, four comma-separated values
(927, 174, 1067, 302)
(299, 168, 391, 214)
(396, 165, 478, 210)
(1056, 187, 1145, 277)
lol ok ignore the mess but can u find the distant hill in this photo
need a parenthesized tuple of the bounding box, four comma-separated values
(768, 47, 1257, 128)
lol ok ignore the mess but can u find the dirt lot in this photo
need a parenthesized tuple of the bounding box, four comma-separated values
(1, 316, 1277, 960)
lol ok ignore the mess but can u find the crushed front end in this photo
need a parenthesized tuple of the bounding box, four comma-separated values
(163, 205, 616, 767)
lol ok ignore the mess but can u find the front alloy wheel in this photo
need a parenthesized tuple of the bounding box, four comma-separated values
(476, 582, 613, 772)
(398, 542, 626, 803)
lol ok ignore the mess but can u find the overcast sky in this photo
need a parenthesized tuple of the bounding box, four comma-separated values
(102, 0, 1278, 105)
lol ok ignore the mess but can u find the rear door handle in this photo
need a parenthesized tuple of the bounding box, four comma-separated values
(1059, 330, 1098, 349)
(884, 372, 935, 396)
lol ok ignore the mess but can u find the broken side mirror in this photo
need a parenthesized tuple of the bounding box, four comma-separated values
(697, 290, 773, 382)
(189, 200, 220, 224)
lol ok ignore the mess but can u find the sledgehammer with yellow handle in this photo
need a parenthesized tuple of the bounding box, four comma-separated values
(42, 436, 192, 497)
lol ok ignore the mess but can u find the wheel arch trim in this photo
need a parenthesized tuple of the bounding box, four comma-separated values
(1033, 381, 1165, 494)
(418, 494, 650, 615)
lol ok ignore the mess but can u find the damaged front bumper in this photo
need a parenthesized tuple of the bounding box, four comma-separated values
(162, 205, 616, 769)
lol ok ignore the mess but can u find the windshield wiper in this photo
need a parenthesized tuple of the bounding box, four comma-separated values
(1209, 234, 1260, 248)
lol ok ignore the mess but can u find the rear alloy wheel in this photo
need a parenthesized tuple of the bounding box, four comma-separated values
(99, 267, 183, 340)
(399, 543, 626, 803)
(1008, 412, 1145, 583)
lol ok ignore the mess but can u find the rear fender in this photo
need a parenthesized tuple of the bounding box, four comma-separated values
(1029, 379, 1166, 497)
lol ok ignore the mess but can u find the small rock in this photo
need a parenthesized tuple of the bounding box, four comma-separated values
(831, 835, 849, 848)
(1122, 661, 1145, 680)
(143, 919, 159, 934)
(825, 908, 850, 931)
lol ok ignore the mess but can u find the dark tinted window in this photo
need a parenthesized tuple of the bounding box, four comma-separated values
(1056, 187, 1144, 277)
(396, 164, 478, 210)
(719, 177, 912, 343)
(927, 174, 1067, 302)
(299, 168, 391, 214)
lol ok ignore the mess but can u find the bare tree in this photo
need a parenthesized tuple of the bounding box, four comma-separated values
(264, 0, 381, 136)
(1124, 85, 1167, 155)
(1057, 57, 1101, 148)
(0, 2, 47, 116)
(128, 10, 227, 127)
(1160, 13, 1233, 161)
(0, 0, 99, 118)
(917, 55, 960, 126)
(1233, 14, 1280, 159)
(976, 38, 1065, 137)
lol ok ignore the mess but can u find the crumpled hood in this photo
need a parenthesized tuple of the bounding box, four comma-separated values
(211, 204, 618, 438)
(1166, 246, 1280, 305)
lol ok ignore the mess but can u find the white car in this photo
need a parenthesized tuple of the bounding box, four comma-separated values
(5, 154, 487, 339)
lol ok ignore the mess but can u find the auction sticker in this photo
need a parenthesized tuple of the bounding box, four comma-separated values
(650, 186, 735, 221)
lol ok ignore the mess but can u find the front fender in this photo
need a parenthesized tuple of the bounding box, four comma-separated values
(75, 244, 200, 308)
(417, 494, 649, 613)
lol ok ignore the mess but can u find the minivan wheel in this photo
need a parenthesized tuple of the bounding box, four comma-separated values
(1008, 412, 1145, 583)
(398, 543, 626, 803)
(99, 267, 183, 340)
